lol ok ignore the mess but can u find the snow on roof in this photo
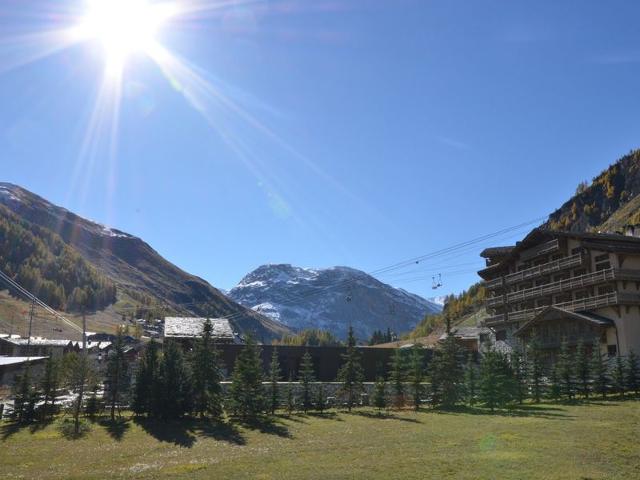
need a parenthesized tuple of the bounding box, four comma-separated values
(0, 356, 48, 366)
(439, 326, 492, 341)
(0, 337, 72, 347)
(164, 317, 234, 339)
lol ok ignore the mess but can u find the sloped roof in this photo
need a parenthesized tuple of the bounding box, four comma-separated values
(478, 227, 640, 279)
(0, 356, 47, 366)
(513, 306, 614, 337)
(439, 326, 492, 341)
(164, 317, 234, 339)
(0, 337, 72, 347)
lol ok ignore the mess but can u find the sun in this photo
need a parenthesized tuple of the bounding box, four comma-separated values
(73, 0, 177, 74)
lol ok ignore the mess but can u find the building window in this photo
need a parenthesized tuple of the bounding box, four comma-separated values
(551, 254, 563, 261)
(607, 345, 617, 357)
(573, 268, 587, 277)
(571, 247, 583, 255)
(495, 330, 507, 341)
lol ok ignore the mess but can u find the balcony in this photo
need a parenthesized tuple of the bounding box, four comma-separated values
(506, 268, 616, 304)
(520, 238, 560, 261)
(483, 291, 640, 327)
(504, 253, 584, 286)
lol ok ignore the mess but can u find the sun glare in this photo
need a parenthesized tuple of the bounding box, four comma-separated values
(73, 0, 177, 74)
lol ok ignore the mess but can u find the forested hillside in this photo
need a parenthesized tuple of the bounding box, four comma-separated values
(407, 282, 486, 338)
(546, 149, 640, 232)
(0, 204, 116, 311)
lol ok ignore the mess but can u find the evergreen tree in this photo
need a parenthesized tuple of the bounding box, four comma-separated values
(229, 335, 266, 420)
(388, 348, 406, 408)
(40, 357, 60, 419)
(612, 355, 626, 399)
(431, 335, 464, 408)
(575, 339, 591, 399)
(105, 331, 130, 420)
(63, 351, 95, 433)
(373, 377, 388, 412)
(590, 347, 608, 400)
(527, 333, 545, 403)
(626, 350, 639, 395)
(337, 326, 364, 412)
(463, 356, 477, 406)
(316, 384, 327, 414)
(408, 344, 425, 411)
(13, 366, 38, 423)
(132, 340, 159, 415)
(549, 363, 562, 401)
(479, 350, 514, 411)
(154, 341, 193, 419)
(285, 374, 296, 415)
(85, 384, 101, 418)
(267, 348, 281, 415)
(511, 350, 527, 404)
(299, 350, 315, 413)
(192, 319, 224, 419)
(557, 339, 575, 400)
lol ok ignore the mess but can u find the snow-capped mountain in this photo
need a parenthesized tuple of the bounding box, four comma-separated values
(228, 264, 442, 340)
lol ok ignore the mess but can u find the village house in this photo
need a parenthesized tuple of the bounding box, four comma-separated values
(163, 317, 239, 349)
(0, 335, 74, 358)
(0, 356, 47, 387)
(478, 227, 640, 358)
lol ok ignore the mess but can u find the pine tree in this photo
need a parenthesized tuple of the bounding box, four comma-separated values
(316, 384, 327, 414)
(431, 335, 464, 408)
(590, 347, 608, 400)
(626, 350, 639, 395)
(229, 335, 266, 421)
(511, 350, 527, 404)
(105, 331, 130, 420)
(192, 319, 224, 419)
(285, 374, 296, 415)
(267, 348, 281, 415)
(13, 366, 38, 423)
(388, 348, 406, 408)
(63, 351, 95, 432)
(549, 363, 561, 401)
(372, 377, 388, 413)
(575, 339, 591, 399)
(527, 333, 545, 403)
(337, 326, 364, 412)
(557, 339, 575, 400)
(132, 340, 159, 415)
(40, 357, 60, 419)
(612, 355, 626, 399)
(299, 350, 315, 413)
(154, 341, 193, 419)
(479, 350, 515, 411)
(408, 344, 425, 411)
(463, 356, 477, 406)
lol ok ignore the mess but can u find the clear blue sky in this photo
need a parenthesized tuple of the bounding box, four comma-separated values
(2, 0, 640, 299)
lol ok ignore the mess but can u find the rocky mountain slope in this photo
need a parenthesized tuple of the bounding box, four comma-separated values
(228, 264, 441, 340)
(0, 183, 289, 340)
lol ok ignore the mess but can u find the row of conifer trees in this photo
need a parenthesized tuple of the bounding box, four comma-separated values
(10, 324, 640, 425)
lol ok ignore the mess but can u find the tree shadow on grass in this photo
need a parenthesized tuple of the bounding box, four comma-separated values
(1, 417, 56, 440)
(233, 416, 291, 439)
(98, 418, 130, 441)
(133, 417, 247, 448)
(343, 410, 423, 423)
(305, 412, 344, 422)
(431, 404, 573, 420)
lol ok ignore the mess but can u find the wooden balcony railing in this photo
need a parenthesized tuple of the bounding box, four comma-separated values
(483, 291, 640, 327)
(520, 239, 560, 261)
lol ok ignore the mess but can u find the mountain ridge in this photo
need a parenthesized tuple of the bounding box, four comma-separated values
(228, 263, 441, 340)
(0, 182, 290, 341)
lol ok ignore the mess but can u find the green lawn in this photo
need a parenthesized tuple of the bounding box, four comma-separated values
(1, 401, 639, 479)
